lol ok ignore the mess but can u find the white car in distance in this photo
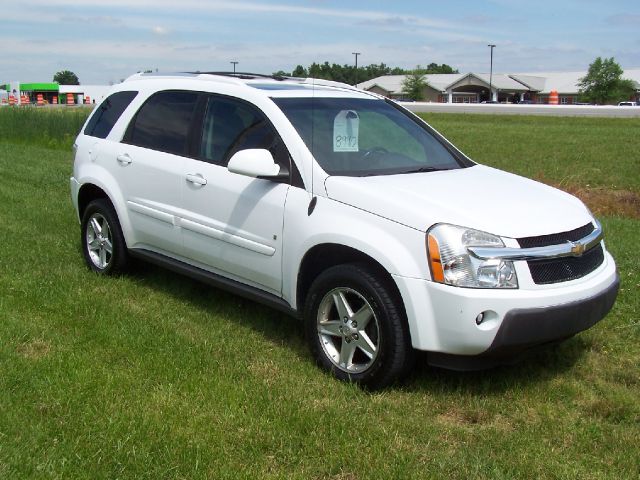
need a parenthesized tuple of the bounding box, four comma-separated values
(70, 72, 619, 389)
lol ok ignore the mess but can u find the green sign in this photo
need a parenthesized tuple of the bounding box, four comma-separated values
(19, 83, 60, 92)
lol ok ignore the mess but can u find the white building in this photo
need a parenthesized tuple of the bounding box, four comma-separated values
(359, 69, 640, 104)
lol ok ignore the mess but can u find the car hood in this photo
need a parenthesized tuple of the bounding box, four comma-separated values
(323, 165, 592, 238)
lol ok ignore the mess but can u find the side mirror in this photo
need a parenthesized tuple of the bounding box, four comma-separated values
(228, 149, 287, 180)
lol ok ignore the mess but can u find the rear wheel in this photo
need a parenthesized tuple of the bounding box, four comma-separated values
(81, 199, 128, 275)
(304, 263, 413, 389)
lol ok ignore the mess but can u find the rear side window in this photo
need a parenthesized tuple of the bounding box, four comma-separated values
(125, 90, 198, 156)
(84, 91, 138, 139)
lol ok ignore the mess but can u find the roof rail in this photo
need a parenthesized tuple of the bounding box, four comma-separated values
(191, 71, 290, 81)
(124, 71, 199, 82)
(122, 71, 370, 95)
(298, 77, 356, 90)
(191, 72, 357, 91)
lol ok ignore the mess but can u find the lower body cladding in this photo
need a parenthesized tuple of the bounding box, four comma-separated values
(393, 252, 619, 370)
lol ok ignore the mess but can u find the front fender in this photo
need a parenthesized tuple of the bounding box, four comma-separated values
(282, 189, 430, 308)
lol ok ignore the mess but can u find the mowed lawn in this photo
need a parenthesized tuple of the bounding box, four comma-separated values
(0, 108, 638, 479)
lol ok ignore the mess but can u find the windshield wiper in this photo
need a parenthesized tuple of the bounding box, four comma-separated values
(394, 166, 446, 174)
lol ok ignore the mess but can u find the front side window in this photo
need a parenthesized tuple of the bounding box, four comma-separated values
(84, 91, 137, 139)
(125, 90, 198, 156)
(199, 96, 289, 168)
(273, 97, 467, 176)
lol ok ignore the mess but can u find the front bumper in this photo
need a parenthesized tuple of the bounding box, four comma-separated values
(393, 249, 619, 357)
(427, 274, 619, 370)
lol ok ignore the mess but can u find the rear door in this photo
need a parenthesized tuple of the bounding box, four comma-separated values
(112, 90, 199, 255)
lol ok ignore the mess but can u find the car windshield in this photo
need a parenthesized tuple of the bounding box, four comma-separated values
(272, 97, 467, 176)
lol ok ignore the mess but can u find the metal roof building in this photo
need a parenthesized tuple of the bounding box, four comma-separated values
(359, 69, 640, 104)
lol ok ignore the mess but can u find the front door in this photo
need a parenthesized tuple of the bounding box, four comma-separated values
(180, 94, 290, 295)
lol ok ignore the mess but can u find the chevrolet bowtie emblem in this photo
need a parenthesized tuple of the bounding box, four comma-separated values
(570, 241, 586, 256)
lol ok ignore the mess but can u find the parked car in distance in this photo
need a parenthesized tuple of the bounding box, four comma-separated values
(70, 72, 619, 389)
(618, 101, 638, 106)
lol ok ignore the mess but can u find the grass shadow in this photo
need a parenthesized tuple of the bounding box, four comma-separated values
(403, 335, 590, 395)
(127, 258, 593, 394)
(127, 260, 308, 358)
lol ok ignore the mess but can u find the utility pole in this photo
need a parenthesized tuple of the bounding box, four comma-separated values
(230, 61, 238, 74)
(352, 52, 361, 87)
(487, 44, 496, 102)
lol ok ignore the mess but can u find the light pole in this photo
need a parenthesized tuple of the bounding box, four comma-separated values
(487, 44, 496, 102)
(352, 52, 361, 87)
(230, 61, 238, 74)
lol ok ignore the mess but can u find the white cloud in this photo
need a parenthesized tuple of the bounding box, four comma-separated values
(152, 26, 169, 35)
(4, 0, 638, 82)
(17, 0, 487, 36)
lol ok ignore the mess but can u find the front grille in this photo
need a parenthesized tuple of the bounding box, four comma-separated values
(527, 244, 604, 284)
(517, 223, 594, 248)
(517, 223, 604, 285)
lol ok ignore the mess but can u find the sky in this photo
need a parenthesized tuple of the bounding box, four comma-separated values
(3, 0, 640, 85)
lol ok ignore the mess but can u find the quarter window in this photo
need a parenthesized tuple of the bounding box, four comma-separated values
(126, 90, 198, 156)
(84, 91, 138, 139)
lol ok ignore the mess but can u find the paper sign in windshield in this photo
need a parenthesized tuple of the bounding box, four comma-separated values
(333, 110, 359, 152)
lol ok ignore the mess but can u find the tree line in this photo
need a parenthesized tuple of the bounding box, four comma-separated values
(273, 62, 458, 85)
(51, 57, 636, 105)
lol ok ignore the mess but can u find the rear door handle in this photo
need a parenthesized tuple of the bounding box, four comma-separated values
(117, 154, 132, 166)
(186, 173, 207, 186)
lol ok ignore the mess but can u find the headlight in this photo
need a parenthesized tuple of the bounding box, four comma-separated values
(427, 224, 518, 289)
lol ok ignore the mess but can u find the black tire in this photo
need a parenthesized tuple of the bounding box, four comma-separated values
(81, 199, 128, 275)
(304, 263, 414, 389)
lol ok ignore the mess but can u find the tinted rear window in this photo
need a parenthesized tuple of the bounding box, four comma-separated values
(126, 90, 199, 156)
(84, 91, 138, 139)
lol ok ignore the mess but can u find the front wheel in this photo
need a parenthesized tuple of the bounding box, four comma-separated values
(304, 263, 414, 389)
(81, 199, 128, 275)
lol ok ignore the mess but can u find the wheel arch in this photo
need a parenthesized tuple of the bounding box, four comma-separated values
(78, 183, 111, 219)
(296, 243, 406, 318)
(76, 180, 133, 247)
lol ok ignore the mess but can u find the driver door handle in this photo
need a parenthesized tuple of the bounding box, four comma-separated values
(186, 173, 207, 186)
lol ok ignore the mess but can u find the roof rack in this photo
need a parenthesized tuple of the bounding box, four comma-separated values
(191, 72, 357, 91)
(189, 71, 290, 81)
(124, 71, 370, 95)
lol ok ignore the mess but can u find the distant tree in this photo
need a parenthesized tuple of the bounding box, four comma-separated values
(53, 70, 79, 85)
(291, 65, 308, 77)
(578, 57, 635, 104)
(272, 70, 290, 77)
(401, 67, 428, 101)
(424, 62, 458, 74)
(363, 63, 390, 79)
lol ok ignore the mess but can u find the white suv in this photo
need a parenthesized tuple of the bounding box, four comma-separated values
(70, 72, 619, 388)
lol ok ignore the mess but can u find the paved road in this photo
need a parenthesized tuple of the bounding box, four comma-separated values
(402, 102, 640, 118)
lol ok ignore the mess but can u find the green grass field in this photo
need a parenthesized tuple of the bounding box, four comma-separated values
(0, 108, 638, 479)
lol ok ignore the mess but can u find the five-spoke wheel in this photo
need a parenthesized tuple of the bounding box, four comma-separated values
(81, 199, 128, 275)
(305, 263, 413, 389)
(85, 212, 113, 270)
(317, 287, 380, 373)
